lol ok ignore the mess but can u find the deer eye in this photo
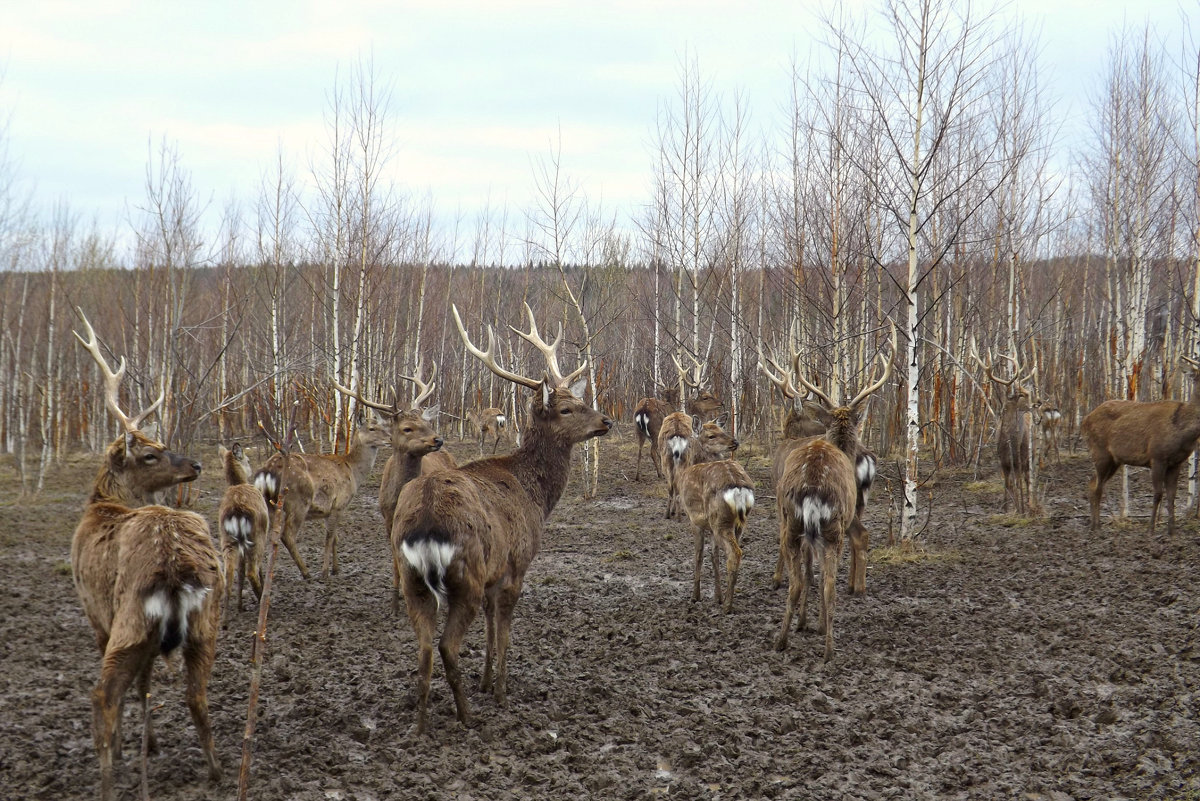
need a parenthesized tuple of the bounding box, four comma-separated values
(560, 407, 573, 415)
(143, 453, 159, 464)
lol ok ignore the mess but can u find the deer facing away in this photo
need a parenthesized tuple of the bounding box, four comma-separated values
(217, 442, 270, 615)
(676, 416, 754, 612)
(1081, 357, 1200, 534)
(773, 325, 894, 661)
(71, 309, 222, 801)
(392, 303, 613, 734)
(467, 406, 510, 455)
(633, 353, 722, 480)
(977, 351, 1036, 515)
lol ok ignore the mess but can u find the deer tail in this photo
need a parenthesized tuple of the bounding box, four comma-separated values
(722, 486, 756, 526)
(400, 529, 457, 610)
(252, 465, 281, 503)
(790, 488, 836, 544)
(143, 583, 212, 655)
(635, 411, 651, 439)
(221, 511, 255, 556)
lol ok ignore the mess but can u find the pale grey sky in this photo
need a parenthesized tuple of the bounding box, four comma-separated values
(0, 0, 1191, 256)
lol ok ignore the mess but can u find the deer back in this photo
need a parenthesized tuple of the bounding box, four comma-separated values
(634, 397, 675, 441)
(1082, 394, 1200, 467)
(778, 438, 857, 539)
(679, 458, 755, 529)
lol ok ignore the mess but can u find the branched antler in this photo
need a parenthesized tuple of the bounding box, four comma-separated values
(72, 307, 164, 433)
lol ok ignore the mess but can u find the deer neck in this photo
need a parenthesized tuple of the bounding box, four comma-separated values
(507, 421, 576, 518)
(223, 459, 249, 487)
(394, 448, 426, 484)
(825, 417, 859, 457)
(345, 437, 383, 483)
(89, 465, 140, 507)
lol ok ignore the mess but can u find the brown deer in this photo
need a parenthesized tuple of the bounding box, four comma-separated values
(467, 406, 510, 455)
(253, 408, 390, 578)
(976, 350, 1036, 515)
(676, 418, 754, 612)
(1036, 398, 1063, 465)
(70, 309, 222, 801)
(774, 325, 894, 660)
(760, 351, 876, 595)
(217, 442, 270, 614)
(393, 303, 613, 734)
(633, 354, 722, 480)
(658, 410, 734, 520)
(1082, 357, 1200, 535)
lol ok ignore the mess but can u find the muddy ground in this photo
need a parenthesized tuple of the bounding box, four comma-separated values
(1, 432, 1197, 801)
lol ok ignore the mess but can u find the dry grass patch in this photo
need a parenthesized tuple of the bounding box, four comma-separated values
(870, 543, 961, 566)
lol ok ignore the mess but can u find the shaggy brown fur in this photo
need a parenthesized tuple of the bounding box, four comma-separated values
(74, 432, 221, 801)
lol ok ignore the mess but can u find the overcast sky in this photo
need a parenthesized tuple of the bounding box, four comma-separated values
(0, 0, 1193, 256)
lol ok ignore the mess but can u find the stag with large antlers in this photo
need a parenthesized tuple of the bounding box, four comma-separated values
(253, 401, 390, 579)
(70, 309, 222, 801)
(393, 303, 613, 734)
(632, 353, 722, 481)
(976, 349, 1037, 515)
(759, 349, 876, 595)
(774, 324, 895, 661)
(1082, 357, 1200, 535)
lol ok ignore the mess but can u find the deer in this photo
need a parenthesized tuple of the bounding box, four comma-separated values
(393, 302, 613, 734)
(633, 354, 722, 480)
(759, 349, 877, 595)
(70, 309, 222, 801)
(217, 442, 270, 615)
(467, 406, 510, 455)
(1081, 356, 1200, 535)
(253, 405, 391, 579)
(1036, 397, 1063, 465)
(675, 417, 754, 612)
(658, 409, 733, 520)
(976, 349, 1036, 515)
(333, 362, 457, 612)
(773, 324, 895, 661)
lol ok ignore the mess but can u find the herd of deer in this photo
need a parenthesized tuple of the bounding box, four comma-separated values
(66, 305, 1200, 799)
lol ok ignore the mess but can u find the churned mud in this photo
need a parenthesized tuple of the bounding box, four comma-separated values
(1, 438, 1197, 800)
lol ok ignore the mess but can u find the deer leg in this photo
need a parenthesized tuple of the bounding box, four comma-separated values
(848, 517, 869, 595)
(92, 645, 147, 801)
(771, 500, 787, 590)
(1148, 461, 1168, 535)
(247, 544, 263, 601)
(635, 439, 644, 481)
(135, 660, 158, 755)
(774, 534, 803, 651)
(1089, 459, 1118, 531)
(280, 513, 311, 580)
(1164, 462, 1185, 535)
(691, 525, 706, 603)
(721, 528, 743, 615)
(490, 577, 524, 707)
(390, 551, 403, 616)
(402, 579, 439, 735)
(479, 591, 497, 693)
(820, 536, 842, 662)
(182, 636, 222, 783)
(440, 592, 481, 727)
(709, 531, 723, 606)
(322, 514, 343, 577)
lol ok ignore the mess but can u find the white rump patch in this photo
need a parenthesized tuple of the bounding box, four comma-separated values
(722, 487, 755, 515)
(144, 584, 211, 646)
(857, 456, 876, 488)
(798, 496, 832, 536)
(254, 472, 277, 497)
(496, 414, 506, 428)
(401, 539, 458, 609)
(668, 435, 689, 461)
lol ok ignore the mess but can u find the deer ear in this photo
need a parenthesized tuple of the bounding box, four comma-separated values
(569, 377, 588, 400)
(540, 378, 554, 410)
(713, 412, 729, 428)
(422, 404, 440, 421)
(123, 432, 137, 460)
(803, 401, 834, 427)
(232, 442, 243, 458)
(140, 421, 159, 442)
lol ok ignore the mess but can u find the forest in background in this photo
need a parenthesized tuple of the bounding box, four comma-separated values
(2, 1, 1199, 541)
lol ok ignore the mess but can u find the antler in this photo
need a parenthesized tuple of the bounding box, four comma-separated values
(672, 352, 707, 392)
(973, 341, 1035, 389)
(453, 303, 587, 390)
(757, 344, 799, 400)
(398, 356, 437, 409)
(794, 321, 897, 409)
(72, 307, 164, 433)
(332, 380, 397, 415)
(257, 398, 301, 454)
